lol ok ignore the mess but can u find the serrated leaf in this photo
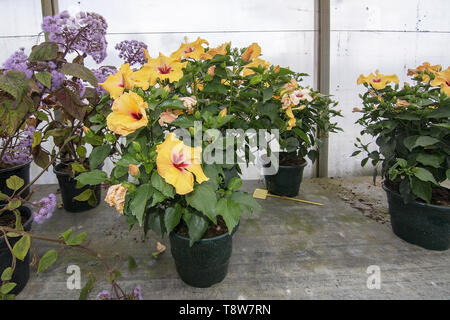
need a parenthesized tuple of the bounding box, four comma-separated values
(12, 235, 30, 261)
(182, 210, 209, 246)
(6, 176, 24, 191)
(410, 177, 431, 203)
(37, 250, 58, 273)
(60, 229, 72, 241)
(230, 191, 262, 214)
(61, 63, 98, 86)
(151, 172, 174, 198)
(28, 42, 58, 61)
(415, 153, 444, 168)
(185, 183, 217, 223)
(0, 282, 17, 295)
(7, 199, 21, 210)
(403, 135, 440, 151)
(73, 189, 93, 201)
(66, 233, 87, 246)
(164, 204, 183, 233)
(413, 167, 437, 184)
(79, 274, 95, 300)
(35, 71, 51, 88)
(215, 198, 241, 233)
(75, 170, 107, 185)
(227, 177, 242, 191)
(130, 184, 152, 226)
(89, 145, 110, 170)
(1, 268, 13, 281)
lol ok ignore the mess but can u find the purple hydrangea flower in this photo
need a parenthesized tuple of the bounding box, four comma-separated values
(115, 40, 148, 66)
(91, 66, 117, 95)
(42, 11, 108, 63)
(96, 290, 112, 300)
(1, 125, 35, 166)
(32, 193, 56, 224)
(131, 285, 143, 300)
(2, 48, 33, 78)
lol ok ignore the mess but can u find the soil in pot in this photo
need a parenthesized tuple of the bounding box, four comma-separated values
(264, 153, 307, 197)
(0, 161, 32, 204)
(385, 179, 450, 207)
(0, 206, 33, 295)
(54, 162, 102, 212)
(383, 181, 450, 251)
(170, 216, 238, 288)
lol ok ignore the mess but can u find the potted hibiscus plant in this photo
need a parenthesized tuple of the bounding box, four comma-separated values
(80, 38, 262, 287)
(354, 63, 450, 250)
(236, 44, 341, 197)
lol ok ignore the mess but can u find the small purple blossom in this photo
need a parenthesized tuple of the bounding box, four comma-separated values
(32, 193, 56, 224)
(50, 70, 65, 91)
(96, 290, 112, 300)
(115, 40, 148, 66)
(91, 66, 117, 95)
(42, 11, 108, 63)
(131, 285, 143, 300)
(2, 48, 33, 78)
(1, 125, 35, 166)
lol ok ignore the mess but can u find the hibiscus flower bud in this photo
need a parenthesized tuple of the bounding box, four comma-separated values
(219, 108, 227, 118)
(207, 65, 215, 76)
(129, 164, 139, 176)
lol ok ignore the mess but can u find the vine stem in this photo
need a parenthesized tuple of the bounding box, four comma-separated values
(0, 226, 125, 300)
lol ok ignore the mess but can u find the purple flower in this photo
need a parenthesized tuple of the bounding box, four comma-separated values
(2, 48, 33, 78)
(32, 193, 56, 224)
(115, 40, 148, 66)
(96, 290, 112, 300)
(50, 70, 65, 91)
(91, 66, 117, 95)
(42, 11, 108, 63)
(1, 125, 35, 166)
(131, 285, 143, 300)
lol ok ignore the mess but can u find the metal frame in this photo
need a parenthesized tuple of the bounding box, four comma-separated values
(314, 0, 330, 178)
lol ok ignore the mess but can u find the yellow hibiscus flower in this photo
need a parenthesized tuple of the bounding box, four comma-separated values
(407, 62, 442, 82)
(170, 37, 209, 60)
(357, 70, 399, 90)
(285, 106, 296, 131)
(430, 67, 450, 96)
(99, 64, 151, 99)
(106, 92, 148, 136)
(242, 58, 270, 77)
(200, 42, 231, 60)
(241, 43, 261, 62)
(156, 133, 209, 195)
(143, 53, 187, 85)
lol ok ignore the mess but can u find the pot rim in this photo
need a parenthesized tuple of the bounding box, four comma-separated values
(0, 205, 33, 245)
(0, 159, 32, 174)
(382, 181, 450, 211)
(53, 161, 104, 176)
(170, 220, 240, 243)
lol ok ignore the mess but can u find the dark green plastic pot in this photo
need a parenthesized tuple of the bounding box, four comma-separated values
(0, 206, 33, 295)
(169, 222, 239, 288)
(53, 163, 102, 213)
(382, 183, 450, 251)
(264, 160, 307, 197)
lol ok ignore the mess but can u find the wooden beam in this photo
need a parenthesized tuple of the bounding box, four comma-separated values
(41, 0, 59, 17)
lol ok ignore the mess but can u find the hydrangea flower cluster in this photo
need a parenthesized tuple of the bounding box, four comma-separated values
(115, 40, 148, 66)
(1, 125, 35, 166)
(2, 48, 33, 78)
(42, 11, 108, 63)
(91, 66, 117, 95)
(32, 193, 56, 224)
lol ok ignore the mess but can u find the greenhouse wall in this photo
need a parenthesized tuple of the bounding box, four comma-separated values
(1, 0, 449, 183)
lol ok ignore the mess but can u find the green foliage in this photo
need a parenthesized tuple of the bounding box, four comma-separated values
(354, 66, 449, 204)
(37, 250, 58, 273)
(6, 175, 24, 191)
(12, 235, 30, 261)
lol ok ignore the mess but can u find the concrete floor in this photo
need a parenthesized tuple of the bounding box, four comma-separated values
(17, 177, 450, 300)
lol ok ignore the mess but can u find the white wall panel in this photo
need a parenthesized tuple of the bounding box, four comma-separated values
(328, 0, 450, 177)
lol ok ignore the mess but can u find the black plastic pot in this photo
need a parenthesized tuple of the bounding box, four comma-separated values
(169, 222, 239, 288)
(53, 163, 102, 212)
(382, 183, 450, 251)
(264, 159, 307, 197)
(0, 161, 31, 204)
(0, 206, 33, 295)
